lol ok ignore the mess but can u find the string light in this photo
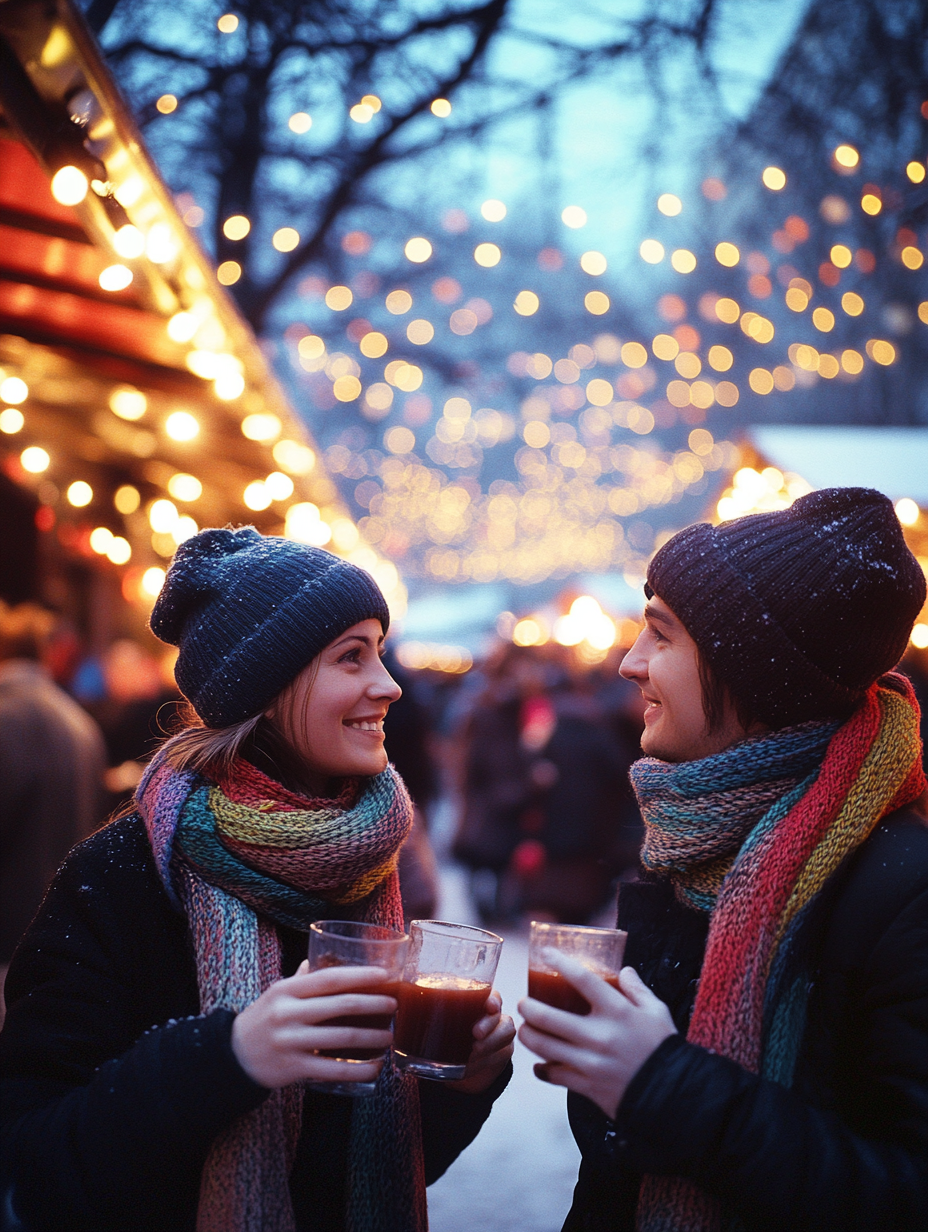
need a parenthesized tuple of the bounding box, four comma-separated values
(0, 377, 28, 403)
(430, 99, 452, 117)
(21, 447, 49, 473)
(0, 408, 24, 433)
(50, 165, 88, 205)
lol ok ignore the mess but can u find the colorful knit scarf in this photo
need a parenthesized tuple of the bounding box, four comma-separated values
(136, 745, 426, 1232)
(629, 673, 926, 1232)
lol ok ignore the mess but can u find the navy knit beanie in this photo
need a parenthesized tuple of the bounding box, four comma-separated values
(646, 487, 926, 728)
(150, 527, 391, 727)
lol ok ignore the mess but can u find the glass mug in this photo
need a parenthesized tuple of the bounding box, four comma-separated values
(306, 919, 409, 1097)
(393, 920, 504, 1080)
(528, 921, 627, 1015)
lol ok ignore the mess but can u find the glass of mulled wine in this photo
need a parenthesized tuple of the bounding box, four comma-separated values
(393, 920, 504, 1081)
(306, 919, 409, 1097)
(527, 921, 627, 1016)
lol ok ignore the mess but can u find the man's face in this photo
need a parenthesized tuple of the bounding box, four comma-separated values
(619, 594, 751, 762)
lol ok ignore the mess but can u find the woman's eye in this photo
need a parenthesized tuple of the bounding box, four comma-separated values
(340, 648, 362, 664)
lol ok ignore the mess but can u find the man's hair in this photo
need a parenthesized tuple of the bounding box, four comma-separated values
(0, 602, 55, 661)
(696, 648, 855, 735)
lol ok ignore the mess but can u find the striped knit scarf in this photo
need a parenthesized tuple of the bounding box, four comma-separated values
(629, 672, 926, 1232)
(136, 745, 427, 1232)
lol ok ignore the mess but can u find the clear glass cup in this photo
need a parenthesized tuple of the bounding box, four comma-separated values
(306, 919, 409, 1097)
(393, 919, 503, 1081)
(528, 921, 628, 1016)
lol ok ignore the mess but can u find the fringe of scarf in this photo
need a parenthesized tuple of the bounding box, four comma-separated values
(630, 673, 926, 1232)
(136, 746, 428, 1232)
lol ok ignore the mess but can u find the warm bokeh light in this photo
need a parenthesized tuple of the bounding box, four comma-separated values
(156, 94, 177, 114)
(110, 386, 147, 421)
(474, 242, 501, 267)
(812, 307, 835, 332)
(272, 227, 300, 252)
(715, 242, 740, 267)
(243, 481, 271, 511)
(241, 413, 281, 441)
(513, 290, 539, 316)
(833, 144, 859, 169)
(407, 319, 434, 344)
(386, 290, 413, 314)
(657, 193, 682, 216)
(167, 311, 197, 342)
(580, 251, 607, 275)
(841, 292, 864, 316)
(264, 471, 294, 500)
(165, 411, 199, 441)
(405, 236, 433, 262)
(902, 246, 924, 270)
(217, 261, 242, 285)
(325, 285, 353, 310)
(911, 624, 928, 649)
(168, 473, 203, 501)
(481, 199, 507, 222)
(715, 297, 740, 324)
(217, 13, 239, 32)
(861, 193, 882, 216)
(584, 291, 610, 315)
(906, 161, 926, 184)
(708, 345, 733, 371)
(652, 334, 678, 361)
(0, 408, 24, 433)
(561, 205, 587, 228)
(288, 112, 312, 133)
(99, 264, 133, 291)
(349, 103, 374, 123)
(830, 244, 852, 268)
(286, 502, 332, 546)
(639, 239, 664, 263)
(671, 249, 696, 273)
(841, 349, 864, 374)
(761, 166, 786, 190)
(90, 526, 113, 553)
(66, 481, 93, 507)
(223, 215, 250, 240)
(1, 377, 29, 404)
(114, 485, 140, 514)
(895, 498, 919, 526)
(430, 98, 452, 117)
(333, 375, 362, 402)
(141, 567, 166, 597)
(384, 426, 416, 454)
(513, 617, 546, 647)
(272, 439, 315, 474)
(522, 420, 550, 447)
(113, 225, 145, 258)
(149, 499, 178, 533)
(360, 331, 388, 357)
(50, 165, 88, 206)
(867, 339, 896, 366)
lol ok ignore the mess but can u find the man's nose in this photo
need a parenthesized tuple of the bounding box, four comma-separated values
(619, 636, 648, 682)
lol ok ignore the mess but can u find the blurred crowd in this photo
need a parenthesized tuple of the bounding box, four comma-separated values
(2, 597, 927, 1024)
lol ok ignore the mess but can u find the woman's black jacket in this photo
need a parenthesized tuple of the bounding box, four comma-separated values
(0, 815, 510, 1231)
(563, 808, 928, 1232)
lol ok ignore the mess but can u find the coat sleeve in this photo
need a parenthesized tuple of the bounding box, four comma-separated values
(418, 1062, 513, 1184)
(613, 886, 928, 1232)
(0, 821, 269, 1231)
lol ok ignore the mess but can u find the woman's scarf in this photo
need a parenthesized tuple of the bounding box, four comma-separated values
(136, 746, 426, 1232)
(629, 673, 926, 1232)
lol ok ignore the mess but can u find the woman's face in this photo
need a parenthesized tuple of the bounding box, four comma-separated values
(269, 618, 401, 782)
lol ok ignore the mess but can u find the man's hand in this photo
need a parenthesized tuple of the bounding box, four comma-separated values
(444, 989, 516, 1095)
(232, 962, 397, 1089)
(517, 950, 676, 1120)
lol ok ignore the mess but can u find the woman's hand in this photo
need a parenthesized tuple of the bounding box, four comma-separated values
(444, 990, 516, 1095)
(517, 951, 676, 1120)
(231, 961, 398, 1089)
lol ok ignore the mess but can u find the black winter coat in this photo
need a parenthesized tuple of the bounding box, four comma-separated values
(563, 808, 928, 1232)
(0, 816, 510, 1232)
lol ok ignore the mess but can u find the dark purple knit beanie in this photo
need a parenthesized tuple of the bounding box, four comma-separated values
(646, 487, 926, 728)
(150, 526, 390, 727)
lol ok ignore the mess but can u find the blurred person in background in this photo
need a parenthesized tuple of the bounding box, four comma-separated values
(0, 603, 105, 1024)
(520, 489, 928, 1232)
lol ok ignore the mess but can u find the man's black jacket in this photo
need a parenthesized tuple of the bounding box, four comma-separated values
(563, 808, 928, 1232)
(0, 816, 509, 1231)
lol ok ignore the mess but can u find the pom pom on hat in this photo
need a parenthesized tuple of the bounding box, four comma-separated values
(151, 527, 390, 727)
(646, 487, 926, 727)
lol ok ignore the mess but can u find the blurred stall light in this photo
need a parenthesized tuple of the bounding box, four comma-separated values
(514, 290, 539, 316)
(708, 345, 733, 371)
(265, 471, 294, 500)
(841, 292, 864, 316)
(214, 371, 245, 400)
(243, 481, 272, 511)
(167, 311, 198, 342)
(639, 239, 664, 263)
(715, 242, 740, 267)
(272, 227, 300, 252)
(142, 567, 166, 597)
(146, 223, 178, 264)
(149, 498, 179, 532)
(385, 290, 412, 314)
(833, 144, 859, 170)
(580, 251, 607, 275)
(21, 446, 49, 473)
(109, 387, 147, 420)
(384, 426, 415, 454)
(657, 194, 682, 216)
(272, 439, 315, 474)
(496, 610, 517, 639)
(911, 624, 928, 649)
(330, 518, 359, 552)
(333, 375, 362, 402)
(716, 466, 808, 521)
(217, 13, 239, 32)
(298, 334, 326, 360)
(430, 98, 452, 117)
(561, 206, 587, 228)
(715, 297, 740, 323)
(114, 176, 144, 208)
(474, 243, 501, 267)
(841, 349, 864, 374)
(512, 617, 548, 647)
(66, 481, 93, 507)
(621, 341, 648, 367)
(584, 291, 610, 315)
(895, 498, 920, 526)
(407, 319, 434, 344)
(241, 413, 281, 441)
(761, 166, 786, 190)
(325, 285, 353, 310)
(286, 502, 332, 546)
(866, 339, 896, 366)
(522, 420, 550, 447)
(171, 516, 198, 545)
(906, 161, 926, 184)
(168, 473, 202, 501)
(359, 331, 388, 357)
(289, 112, 312, 133)
(1, 377, 28, 404)
(481, 200, 506, 222)
(223, 215, 250, 240)
(901, 247, 924, 270)
(0, 408, 25, 433)
(156, 94, 177, 114)
(861, 192, 881, 216)
(384, 361, 423, 391)
(112, 225, 145, 259)
(89, 527, 113, 553)
(405, 237, 433, 263)
(50, 165, 89, 206)
(554, 596, 615, 651)
(114, 485, 140, 514)
(106, 536, 131, 565)
(830, 244, 852, 268)
(671, 249, 696, 273)
(812, 307, 835, 332)
(396, 642, 473, 674)
(350, 103, 374, 123)
(99, 265, 133, 291)
(217, 261, 242, 285)
(165, 411, 200, 440)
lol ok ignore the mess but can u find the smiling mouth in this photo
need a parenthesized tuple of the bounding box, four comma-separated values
(344, 718, 385, 732)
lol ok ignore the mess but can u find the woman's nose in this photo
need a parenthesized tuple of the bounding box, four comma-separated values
(372, 666, 402, 701)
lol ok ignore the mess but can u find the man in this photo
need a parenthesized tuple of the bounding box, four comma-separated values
(519, 487, 927, 1231)
(0, 603, 105, 1020)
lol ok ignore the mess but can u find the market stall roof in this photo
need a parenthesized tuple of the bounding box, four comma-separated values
(0, 0, 401, 612)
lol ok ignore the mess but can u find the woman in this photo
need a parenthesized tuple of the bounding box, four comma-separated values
(0, 527, 514, 1232)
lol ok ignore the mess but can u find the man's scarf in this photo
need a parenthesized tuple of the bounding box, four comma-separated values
(629, 673, 926, 1232)
(136, 745, 426, 1232)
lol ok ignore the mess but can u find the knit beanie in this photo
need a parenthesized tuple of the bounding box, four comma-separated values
(150, 527, 390, 727)
(646, 487, 926, 728)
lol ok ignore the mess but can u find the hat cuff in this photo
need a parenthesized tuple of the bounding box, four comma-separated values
(647, 523, 864, 726)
